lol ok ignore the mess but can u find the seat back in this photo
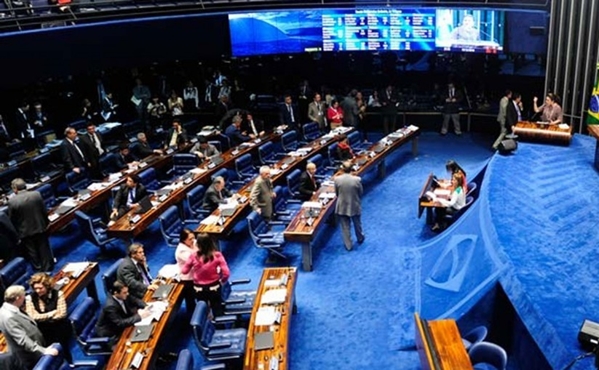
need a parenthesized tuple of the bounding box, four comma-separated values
(258, 142, 275, 165)
(74, 210, 102, 246)
(138, 167, 160, 191)
(281, 131, 298, 152)
(247, 211, 269, 242)
(468, 342, 508, 370)
(7, 140, 25, 158)
(286, 169, 301, 197)
(462, 325, 488, 351)
(33, 343, 67, 370)
(99, 153, 119, 175)
(216, 133, 231, 152)
(272, 185, 288, 212)
(187, 184, 206, 215)
(175, 349, 194, 370)
(210, 167, 229, 183)
(159, 205, 182, 246)
(302, 122, 320, 141)
(310, 154, 325, 175)
(0, 257, 29, 288)
(347, 131, 361, 148)
(37, 183, 58, 209)
(0, 166, 20, 193)
(466, 182, 478, 197)
(209, 140, 222, 153)
(32, 152, 58, 177)
(173, 154, 199, 177)
(69, 297, 110, 356)
(65, 169, 91, 194)
(102, 258, 123, 295)
(190, 301, 213, 353)
(328, 142, 340, 166)
(234, 153, 254, 179)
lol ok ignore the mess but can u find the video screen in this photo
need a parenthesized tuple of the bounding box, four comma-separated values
(228, 8, 505, 57)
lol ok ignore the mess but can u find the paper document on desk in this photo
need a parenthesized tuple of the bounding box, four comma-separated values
(61, 198, 79, 207)
(425, 191, 437, 201)
(190, 168, 207, 174)
(434, 189, 451, 197)
(261, 288, 287, 305)
(558, 124, 570, 130)
(63, 262, 89, 277)
(201, 215, 219, 225)
(318, 192, 336, 200)
(158, 264, 179, 280)
(270, 168, 282, 176)
(254, 306, 277, 326)
(321, 180, 335, 187)
(87, 182, 106, 191)
(108, 173, 123, 182)
(135, 301, 167, 326)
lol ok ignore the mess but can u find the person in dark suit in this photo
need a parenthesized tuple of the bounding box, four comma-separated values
(0, 285, 58, 370)
(116, 244, 159, 299)
(132, 132, 163, 159)
(164, 119, 188, 150)
(14, 102, 32, 140)
(506, 92, 523, 133)
(440, 82, 463, 135)
(250, 166, 275, 221)
(0, 114, 11, 142)
(215, 95, 231, 124)
(78, 122, 104, 179)
(95, 281, 151, 338)
(60, 127, 90, 174)
(334, 161, 364, 251)
(298, 162, 320, 201)
(224, 115, 251, 146)
(379, 85, 398, 134)
(202, 176, 233, 213)
(110, 174, 147, 220)
(0, 210, 19, 263)
(8, 178, 54, 272)
(279, 94, 299, 130)
(242, 113, 265, 138)
(101, 91, 118, 121)
(105, 142, 138, 173)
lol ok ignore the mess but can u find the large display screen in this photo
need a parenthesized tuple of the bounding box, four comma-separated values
(228, 8, 504, 57)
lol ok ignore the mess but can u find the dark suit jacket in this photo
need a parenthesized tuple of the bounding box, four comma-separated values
(441, 88, 463, 114)
(105, 152, 137, 173)
(60, 139, 88, 171)
(116, 256, 152, 299)
(113, 183, 147, 216)
(131, 141, 155, 159)
(14, 109, 31, 139)
(224, 124, 250, 146)
(78, 132, 104, 166)
(506, 100, 521, 130)
(279, 103, 299, 128)
(95, 294, 146, 338)
(0, 211, 19, 261)
(202, 184, 232, 212)
(164, 128, 188, 147)
(379, 89, 398, 114)
(8, 190, 48, 238)
(298, 171, 320, 201)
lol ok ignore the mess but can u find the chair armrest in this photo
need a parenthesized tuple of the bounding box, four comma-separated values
(202, 364, 226, 370)
(258, 233, 274, 238)
(229, 278, 251, 285)
(86, 337, 112, 345)
(71, 360, 100, 368)
(231, 180, 246, 186)
(268, 221, 286, 226)
(183, 219, 201, 225)
(224, 297, 246, 305)
(212, 315, 238, 325)
(275, 210, 291, 215)
(287, 199, 303, 204)
(207, 341, 232, 349)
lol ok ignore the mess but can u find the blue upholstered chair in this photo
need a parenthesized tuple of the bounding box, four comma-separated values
(0, 257, 30, 288)
(210, 167, 244, 190)
(468, 342, 508, 370)
(101, 258, 123, 295)
(327, 142, 341, 169)
(309, 153, 329, 179)
(280, 130, 299, 152)
(159, 205, 199, 247)
(234, 153, 257, 181)
(175, 349, 226, 370)
(272, 185, 300, 223)
(138, 167, 163, 191)
(74, 211, 117, 254)
(445, 196, 475, 225)
(221, 278, 256, 317)
(65, 169, 92, 194)
(302, 122, 320, 141)
(170, 154, 199, 178)
(461, 326, 488, 352)
(286, 169, 302, 199)
(257, 142, 279, 165)
(33, 343, 100, 370)
(69, 297, 114, 356)
(187, 184, 210, 219)
(467, 182, 478, 197)
(37, 183, 62, 209)
(190, 301, 247, 363)
(247, 211, 286, 259)
(347, 130, 369, 151)
(32, 152, 63, 180)
(215, 133, 231, 152)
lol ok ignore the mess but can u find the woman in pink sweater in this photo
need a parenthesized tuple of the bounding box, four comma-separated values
(181, 233, 230, 315)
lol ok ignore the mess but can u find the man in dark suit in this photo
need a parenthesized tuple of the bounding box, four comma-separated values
(335, 161, 364, 251)
(78, 122, 104, 179)
(203, 176, 234, 213)
(250, 166, 275, 221)
(110, 174, 148, 220)
(60, 127, 90, 174)
(242, 113, 265, 138)
(298, 162, 320, 201)
(379, 85, 398, 134)
(0, 210, 19, 263)
(215, 95, 231, 124)
(8, 178, 54, 272)
(0, 285, 58, 370)
(14, 102, 32, 140)
(506, 92, 523, 133)
(117, 244, 159, 299)
(279, 94, 299, 130)
(164, 119, 188, 150)
(95, 281, 151, 338)
(440, 82, 464, 136)
(0, 114, 12, 142)
(132, 132, 163, 159)
(224, 115, 251, 146)
(105, 142, 138, 173)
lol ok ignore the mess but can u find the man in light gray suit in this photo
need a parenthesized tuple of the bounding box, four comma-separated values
(250, 166, 276, 221)
(493, 89, 512, 150)
(0, 285, 58, 369)
(307, 93, 327, 131)
(335, 161, 365, 251)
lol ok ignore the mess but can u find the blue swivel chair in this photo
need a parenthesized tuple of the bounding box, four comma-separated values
(0, 257, 30, 288)
(170, 154, 199, 178)
(247, 211, 286, 259)
(467, 182, 478, 197)
(468, 342, 508, 370)
(33, 343, 99, 370)
(302, 122, 320, 141)
(190, 301, 247, 364)
(286, 169, 302, 199)
(68, 297, 114, 356)
(175, 349, 225, 370)
(272, 185, 300, 223)
(461, 326, 488, 352)
(445, 196, 475, 225)
(186, 184, 210, 219)
(65, 170, 92, 194)
(37, 183, 63, 209)
(32, 152, 63, 180)
(101, 258, 123, 295)
(257, 142, 279, 165)
(234, 153, 257, 181)
(309, 154, 329, 179)
(74, 211, 117, 255)
(138, 167, 163, 191)
(327, 142, 342, 169)
(159, 205, 200, 247)
(280, 130, 299, 152)
(221, 277, 256, 317)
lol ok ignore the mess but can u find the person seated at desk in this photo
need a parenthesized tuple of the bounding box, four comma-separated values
(25, 272, 72, 363)
(95, 281, 151, 338)
(105, 142, 139, 172)
(190, 136, 219, 160)
(243, 113, 266, 138)
(432, 173, 466, 232)
(132, 132, 163, 159)
(337, 135, 355, 161)
(164, 119, 188, 150)
(202, 176, 235, 213)
(225, 114, 252, 146)
(298, 162, 320, 201)
(533, 93, 563, 125)
(117, 243, 159, 299)
(181, 233, 230, 316)
(445, 160, 468, 193)
(110, 174, 148, 221)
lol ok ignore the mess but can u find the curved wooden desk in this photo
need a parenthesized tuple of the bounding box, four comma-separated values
(512, 121, 572, 146)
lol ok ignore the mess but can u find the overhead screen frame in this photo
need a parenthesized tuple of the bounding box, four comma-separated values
(228, 7, 506, 57)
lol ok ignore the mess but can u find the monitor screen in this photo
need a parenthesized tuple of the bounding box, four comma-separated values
(228, 8, 504, 57)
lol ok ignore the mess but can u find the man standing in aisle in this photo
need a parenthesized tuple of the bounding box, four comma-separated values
(250, 166, 276, 222)
(493, 90, 512, 150)
(334, 161, 364, 251)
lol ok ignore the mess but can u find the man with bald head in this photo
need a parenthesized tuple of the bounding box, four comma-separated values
(298, 162, 320, 201)
(250, 166, 276, 221)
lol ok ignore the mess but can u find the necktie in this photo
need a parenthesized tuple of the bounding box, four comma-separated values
(311, 175, 316, 188)
(288, 105, 295, 123)
(119, 300, 128, 314)
(250, 120, 258, 135)
(73, 141, 85, 161)
(90, 134, 96, 145)
(138, 263, 151, 285)
(128, 189, 135, 205)
(0, 123, 7, 137)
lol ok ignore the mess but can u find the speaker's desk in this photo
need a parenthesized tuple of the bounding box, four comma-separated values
(418, 174, 452, 224)
(512, 121, 572, 146)
(415, 313, 472, 370)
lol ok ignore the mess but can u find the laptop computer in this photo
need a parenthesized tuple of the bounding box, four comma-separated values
(130, 325, 153, 343)
(134, 196, 153, 214)
(220, 205, 237, 217)
(372, 144, 385, 154)
(55, 205, 74, 215)
(152, 283, 174, 300)
(254, 331, 274, 351)
(210, 155, 224, 166)
(355, 157, 368, 166)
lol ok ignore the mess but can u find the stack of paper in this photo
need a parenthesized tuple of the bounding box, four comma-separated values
(261, 288, 287, 305)
(63, 262, 89, 278)
(201, 215, 219, 225)
(158, 264, 179, 279)
(87, 183, 106, 191)
(135, 301, 168, 326)
(254, 306, 277, 326)
(434, 189, 451, 196)
(318, 192, 335, 200)
(190, 168, 207, 174)
(61, 198, 79, 207)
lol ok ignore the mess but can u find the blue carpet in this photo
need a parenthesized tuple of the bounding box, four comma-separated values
(50, 131, 499, 369)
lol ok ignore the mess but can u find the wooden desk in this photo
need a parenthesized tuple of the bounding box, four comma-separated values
(105, 280, 184, 370)
(284, 126, 420, 271)
(418, 174, 452, 225)
(414, 313, 472, 370)
(196, 128, 354, 240)
(243, 267, 298, 370)
(0, 262, 100, 353)
(512, 121, 572, 146)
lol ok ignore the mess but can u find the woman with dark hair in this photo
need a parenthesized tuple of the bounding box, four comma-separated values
(327, 99, 344, 130)
(337, 135, 355, 161)
(181, 233, 230, 316)
(445, 159, 468, 192)
(432, 172, 466, 232)
(175, 228, 198, 315)
(533, 93, 563, 125)
(25, 272, 72, 363)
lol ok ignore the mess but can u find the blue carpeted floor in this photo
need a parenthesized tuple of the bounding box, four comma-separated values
(55, 129, 594, 369)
